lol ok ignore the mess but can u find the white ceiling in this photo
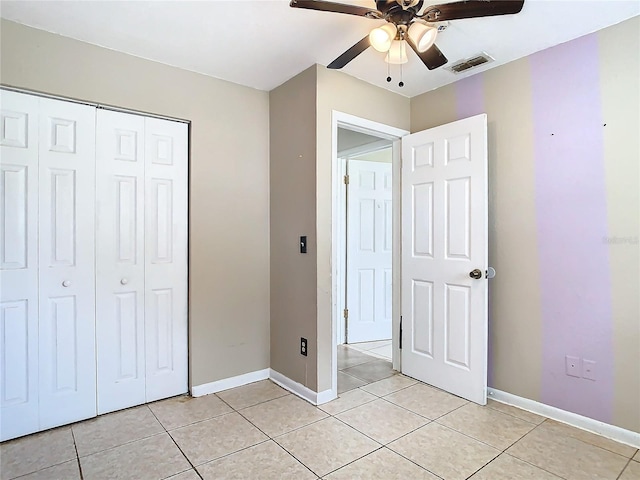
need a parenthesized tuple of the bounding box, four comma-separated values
(1, 0, 638, 97)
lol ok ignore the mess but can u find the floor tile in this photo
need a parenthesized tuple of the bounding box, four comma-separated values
(486, 399, 545, 425)
(216, 380, 288, 410)
(325, 447, 439, 479)
(276, 417, 380, 477)
(318, 389, 377, 416)
(634, 449, 640, 462)
(368, 344, 393, 359)
(506, 422, 628, 480)
(14, 460, 80, 480)
(388, 422, 500, 480)
(541, 420, 637, 457)
(0, 426, 76, 479)
(73, 405, 164, 457)
(170, 412, 267, 466)
(80, 433, 190, 480)
(360, 375, 417, 397)
(384, 383, 467, 419)
(239, 394, 328, 437)
(342, 360, 395, 383)
(149, 393, 232, 431)
(469, 453, 562, 479)
(338, 371, 367, 394)
(165, 470, 201, 480)
(437, 403, 536, 450)
(197, 440, 316, 480)
(337, 346, 377, 369)
(620, 459, 640, 480)
(336, 399, 428, 444)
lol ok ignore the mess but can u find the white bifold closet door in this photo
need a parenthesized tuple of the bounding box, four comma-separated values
(96, 110, 188, 414)
(1, 91, 97, 439)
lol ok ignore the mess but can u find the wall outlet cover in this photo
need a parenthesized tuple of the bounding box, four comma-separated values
(565, 355, 581, 378)
(583, 359, 597, 381)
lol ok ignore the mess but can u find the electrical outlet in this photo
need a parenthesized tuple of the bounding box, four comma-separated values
(300, 337, 308, 356)
(583, 359, 597, 381)
(565, 355, 581, 378)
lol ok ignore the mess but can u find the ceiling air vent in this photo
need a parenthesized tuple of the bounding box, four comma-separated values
(446, 53, 494, 74)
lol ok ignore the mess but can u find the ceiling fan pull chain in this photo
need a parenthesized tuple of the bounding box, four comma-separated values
(387, 60, 392, 83)
(399, 62, 404, 88)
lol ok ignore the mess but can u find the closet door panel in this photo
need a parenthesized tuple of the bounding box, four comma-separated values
(96, 110, 146, 414)
(0, 91, 40, 441)
(38, 98, 96, 429)
(144, 118, 188, 402)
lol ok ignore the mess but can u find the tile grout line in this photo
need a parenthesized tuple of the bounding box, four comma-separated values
(615, 458, 632, 480)
(70, 427, 85, 480)
(146, 403, 204, 480)
(216, 392, 321, 478)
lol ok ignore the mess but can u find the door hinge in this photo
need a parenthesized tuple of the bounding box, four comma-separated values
(343, 174, 349, 185)
(343, 308, 349, 319)
(399, 316, 403, 350)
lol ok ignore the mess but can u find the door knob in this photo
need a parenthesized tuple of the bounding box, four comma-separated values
(469, 269, 482, 280)
(62, 280, 71, 287)
(120, 278, 129, 285)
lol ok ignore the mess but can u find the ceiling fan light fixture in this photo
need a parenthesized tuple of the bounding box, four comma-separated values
(408, 21, 438, 52)
(369, 23, 397, 52)
(385, 40, 408, 64)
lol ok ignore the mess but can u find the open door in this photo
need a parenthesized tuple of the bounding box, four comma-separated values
(401, 114, 488, 405)
(346, 159, 393, 344)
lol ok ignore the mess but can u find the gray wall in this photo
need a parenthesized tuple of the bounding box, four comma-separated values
(269, 66, 319, 390)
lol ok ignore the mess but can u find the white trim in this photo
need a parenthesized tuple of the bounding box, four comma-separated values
(330, 110, 409, 399)
(191, 369, 270, 397)
(488, 388, 640, 449)
(269, 369, 335, 405)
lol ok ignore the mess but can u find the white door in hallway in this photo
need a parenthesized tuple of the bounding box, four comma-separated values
(401, 114, 488, 404)
(96, 110, 146, 414)
(347, 159, 393, 343)
(144, 117, 188, 402)
(0, 91, 40, 439)
(37, 97, 97, 429)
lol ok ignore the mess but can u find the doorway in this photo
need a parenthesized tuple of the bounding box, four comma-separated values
(329, 112, 489, 405)
(331, 113, 408, 397)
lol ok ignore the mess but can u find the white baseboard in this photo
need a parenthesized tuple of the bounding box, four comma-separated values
(191, 368, 270, 397)
(269, 369, 336, 405)
(488, 388, 640, 449)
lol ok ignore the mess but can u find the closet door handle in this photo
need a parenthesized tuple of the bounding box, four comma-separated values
(62, 280, 71, 287)
(120, 278, 129, 285)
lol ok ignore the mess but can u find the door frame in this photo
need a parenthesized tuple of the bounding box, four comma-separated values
(330, 111, 409, 398)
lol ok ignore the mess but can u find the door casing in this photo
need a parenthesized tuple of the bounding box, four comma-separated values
(330, 111, 408, 400)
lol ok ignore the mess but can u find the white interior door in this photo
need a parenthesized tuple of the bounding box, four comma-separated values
(144, 117, 188, 402)
(96, 110, 146, 414)
(401, 114, 488, 404)
(0, 91, 40, 440)
(37, 97, 97, 429)
(347, 159, 393, 343)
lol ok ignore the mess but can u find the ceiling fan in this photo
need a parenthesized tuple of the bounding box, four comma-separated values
(290, 0, 525, 72)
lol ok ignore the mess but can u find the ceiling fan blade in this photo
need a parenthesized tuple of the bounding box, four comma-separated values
(406, 38, 448, 70)
(421, 0, 524, 22)
(290, 0, 382, 18)
(327, 35, 371, 69)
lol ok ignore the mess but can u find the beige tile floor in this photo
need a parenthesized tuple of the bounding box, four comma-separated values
(1, 359, 638, 479)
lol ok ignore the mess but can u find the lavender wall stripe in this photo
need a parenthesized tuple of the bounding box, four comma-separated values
(455, 73, 485, 120)
(530, 33, 613, 422)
